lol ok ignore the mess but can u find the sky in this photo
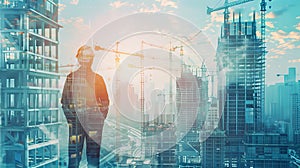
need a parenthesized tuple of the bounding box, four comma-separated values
(58, 0, 300, 86)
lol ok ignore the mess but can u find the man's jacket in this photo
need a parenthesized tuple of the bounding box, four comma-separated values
(61, 67, 109, 119)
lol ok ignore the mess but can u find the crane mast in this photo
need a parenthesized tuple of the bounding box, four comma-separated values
(260, 0, 272, 128)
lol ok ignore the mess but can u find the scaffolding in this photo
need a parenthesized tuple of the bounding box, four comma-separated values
(218, 12, 264, 135)
(216, 13, 265, 168)
(0, 0, 61, 167)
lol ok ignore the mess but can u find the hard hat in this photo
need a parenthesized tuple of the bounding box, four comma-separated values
(76, 45, 94, 62)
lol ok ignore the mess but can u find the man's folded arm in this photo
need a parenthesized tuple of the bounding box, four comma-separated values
(96, 75, 110, 118)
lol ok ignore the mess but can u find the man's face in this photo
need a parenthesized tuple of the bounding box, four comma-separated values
(78, 48, 95, 67)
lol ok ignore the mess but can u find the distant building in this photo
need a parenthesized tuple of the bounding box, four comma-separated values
(176, 66, 208, 168)
(291, 80, 300, 151)
(201, 129, 225, 168)
(204, 97, 220, 130)
(243, 133, 290, 168)
(177, 142, 201, 168)
(143, 117, 177, 168)
(143, 100, 177, 167)
(0, 0, 61, 167)
(265, 68, 300, 143)
(265, 67, 298, 122)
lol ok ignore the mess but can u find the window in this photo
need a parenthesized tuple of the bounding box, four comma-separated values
(6, 78, 15, 88)
(246, 22, 253, 35)
(51, 29, 57, 41)
(51, 45, 57, 58)
(8, 93, 15, 107)
(46, 1, 53, 13)
(280, 147, 287, 154)
(28, 94, 35, 108)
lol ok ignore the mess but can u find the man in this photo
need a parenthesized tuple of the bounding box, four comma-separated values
(61, 45, 109, 168)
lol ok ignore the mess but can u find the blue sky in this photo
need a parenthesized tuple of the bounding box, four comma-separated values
(58, 0, 300, 85)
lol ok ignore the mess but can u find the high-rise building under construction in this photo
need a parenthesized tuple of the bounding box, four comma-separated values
(0, 0, 61, 167)
(216, 13, 265, 167)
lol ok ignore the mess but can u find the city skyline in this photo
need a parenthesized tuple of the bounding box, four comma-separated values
(1, 0, 300, 167)
(58, 0, 300, 85)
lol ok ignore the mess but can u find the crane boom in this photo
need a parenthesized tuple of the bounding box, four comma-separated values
(207, 0, 254, 14)
(94, 45, 143, 58)
(142, 41, 169, 50)
(207, 0, 254, 24)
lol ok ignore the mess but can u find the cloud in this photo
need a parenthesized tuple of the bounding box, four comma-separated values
(110, 1, 129, 8)
(269, 49, 286, 55)
(288, 59, 300, 63)
(70, 0, 79, 5)
(297, 16, 300, 19)
(288, 31, 300, 40)
(268, 29, 300, 58)
(155, 0, 178, 9)
(278, 30, 285, 34)
(296, 23, 300, 31)
(202, 11, 223, 33)
(59, 17, 89, 30)
(266, 21, 274, 28)
(270, 30, 300, 44)
(211, 11, 224, 23)
(256, 31, 261, 37)
(270, 30, 286, 44)
(202, 23, 213, 31)
(278, 42, 296, 50)
(203, 9, 239, 33)
(139, 4, 160, 13)
(265, 8, 290, 19)
(266, 12, 276, 19)
(58, 3, 66, 13)
(267, 55, 279, 59)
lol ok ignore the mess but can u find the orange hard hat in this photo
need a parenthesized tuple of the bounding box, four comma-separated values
(76, 45, 94, 62)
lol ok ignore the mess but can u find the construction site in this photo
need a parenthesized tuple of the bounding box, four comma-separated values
(1, 0, 300, 167)
(212, 0, 269, 167)
(0, 0, 61, 167)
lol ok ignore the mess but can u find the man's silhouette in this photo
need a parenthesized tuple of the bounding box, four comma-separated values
(61, 45, 109, 168)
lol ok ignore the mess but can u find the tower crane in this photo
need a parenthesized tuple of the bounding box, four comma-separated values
(94, 44, 143, 58)
(141, 40, 183, 72)
(58, 64, 78, 76)
(207, 0, 254, 24)
(260, 0, 272, 54)
(140, 40, 183, 159)
(141, 41, 183, 118)
(94, 43, 144, 162)
(207, 0, 254, 36)
(141, 41, 183, 53)
(260, 0, 272, 119)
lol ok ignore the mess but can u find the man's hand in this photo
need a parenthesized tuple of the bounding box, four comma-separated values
(97, 99, 109, 114)
(100, 106, 108, 112)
